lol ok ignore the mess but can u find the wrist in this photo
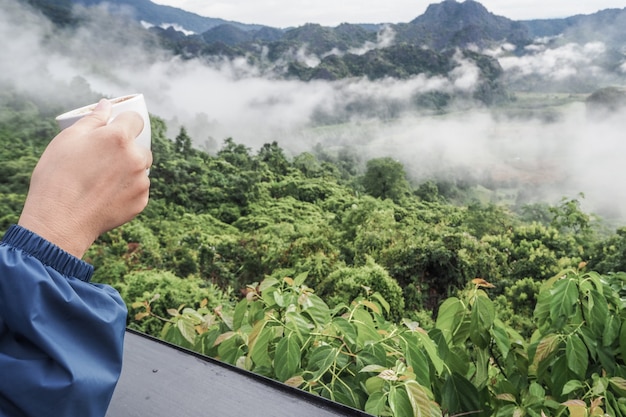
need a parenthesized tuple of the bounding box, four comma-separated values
(17, 213, 94, 259)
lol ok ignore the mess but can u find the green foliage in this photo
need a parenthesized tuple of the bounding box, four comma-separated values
(135, 271, 626, 417)
(123, 270, 232, 335)
(318, 258, 405, 321)
(589, 227, 626, 273)
(136, 275, 442, 415)
(9, 93, 626, 416)
(361, 157, 411, 202)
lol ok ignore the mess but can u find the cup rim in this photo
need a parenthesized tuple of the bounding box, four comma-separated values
(55, 93, 143, 122)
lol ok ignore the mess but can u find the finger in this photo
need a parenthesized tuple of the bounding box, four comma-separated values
(108, 111, 145, 144)
(73, 99, 112, 130)
(144, 148, 153, 170)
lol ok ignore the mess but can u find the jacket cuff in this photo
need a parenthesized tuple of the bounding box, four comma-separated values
(1, 225, 94, 282)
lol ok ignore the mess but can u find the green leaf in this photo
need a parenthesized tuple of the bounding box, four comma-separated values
(274, 334, 301, 382)
(177, 317, 197, 344)
(332, 317, 358, 350)
(585, 289, 609, 337)
(401, 334, 430, 387)
(248, 317, 273, 368)
(405, 381, 441, 417)
(358, 343, 388, 369)
(284, 311, 313, 342)
(365, 375, 386, 395)
(417, 331, 444, 375)
(566, 334, 588, 378)
(370, 292, 391, 315)
(475, 347, 490, 389)
(364, 391, 387, 416)
(273, 291, 285, 307)
(388, 386, 413, 417)
(609, 377, 626, 397)
(217, 333, 244, 365)
(562, 380, 584, 395)
(232, 298, 248, 331)
(300, 293, 331, 327)
(293, 271, 308, 287)
(603, 315, 621, 347)
(470, 294, 495, 349)
(258, 277, 280, 293)
(441, 373, 480, 415)
(533, 334, 561, 368)
(360, 364, 388, 373)
(549, 277, 579, 327)
(435, 297, 464, 343)
(332, 382, 361, 410)
(352, 308, 382, 345)
(307, 345, 338, 381)
(491, 323, 511, 359)
(592, 375, 609, 396)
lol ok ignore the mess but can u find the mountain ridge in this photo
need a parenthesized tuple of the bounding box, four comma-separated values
(16, 0, 626, 102)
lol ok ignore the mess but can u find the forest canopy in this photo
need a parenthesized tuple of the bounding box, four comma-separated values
(4, 91, 626, 416)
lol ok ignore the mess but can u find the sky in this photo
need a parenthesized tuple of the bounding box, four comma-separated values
(150, 0, 626, 28)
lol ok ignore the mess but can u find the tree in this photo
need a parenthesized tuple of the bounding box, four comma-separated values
(174, 126, 193, 157)
(361, 157, 410, 202)
(257, 141, 290, 177)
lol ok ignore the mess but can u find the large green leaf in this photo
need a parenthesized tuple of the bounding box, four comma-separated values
(435, 297, 464, 343)
(332, 317, 358, 350)
(352, 308, 382, 345)
(248, 317, 273, 368)
(532, 334, 560, 368)
(405, 381, 441, 417)
(584, 289, 609, 337)
(176, 317, 197, 344)
(389, 385, 414, 417)
(274, 333, 302, 382)
(470, 294, 495, 348)
(300, 293, 331, 327)
(619, 322, 626, 362)
(401, 334, 431, 387)
(232, 298, 248, 331)
(365, 392, 388, 416)
(416, 331, 444, 375)
(549, 277, 579, 328)
(217, 333, 244, 365)
(565, 334, 588, 379)
(603, 315, 621, 347)
(307, 345, 339, 381)
(441, 373, 481, 415)
(490, 323, 511, 360)
(284, 311, 313, 342)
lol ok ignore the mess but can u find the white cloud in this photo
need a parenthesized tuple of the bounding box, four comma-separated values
(4, 0, 626, 218)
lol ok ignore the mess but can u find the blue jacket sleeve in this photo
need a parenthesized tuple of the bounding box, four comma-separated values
(0, 225, 127, 417)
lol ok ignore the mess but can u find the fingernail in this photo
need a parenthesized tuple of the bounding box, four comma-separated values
(94, 99, 109, 111)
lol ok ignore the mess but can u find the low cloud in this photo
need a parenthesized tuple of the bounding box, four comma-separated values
(3, 0, 626, 219)
(490, 39, 625, 92)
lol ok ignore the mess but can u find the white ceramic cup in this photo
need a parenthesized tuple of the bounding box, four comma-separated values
(55, 93, 151, 150)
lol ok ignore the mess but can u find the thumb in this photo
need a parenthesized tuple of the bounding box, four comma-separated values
(74, 99, 112, 130)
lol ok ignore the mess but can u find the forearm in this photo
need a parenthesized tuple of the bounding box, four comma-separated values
(0, 225, 127, 417)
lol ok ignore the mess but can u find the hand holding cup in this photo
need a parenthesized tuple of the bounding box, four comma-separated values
(18, 96, 153, 258)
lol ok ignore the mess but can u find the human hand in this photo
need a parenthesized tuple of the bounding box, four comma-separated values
(18, 99, 153, 258)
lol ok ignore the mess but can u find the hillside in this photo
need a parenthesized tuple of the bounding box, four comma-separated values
(72, 0, 264, 32)
(18, 0, 625, 99)
(396, 0, 530, 49)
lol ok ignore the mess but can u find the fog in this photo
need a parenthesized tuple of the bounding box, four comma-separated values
(2, 0, 626, 220)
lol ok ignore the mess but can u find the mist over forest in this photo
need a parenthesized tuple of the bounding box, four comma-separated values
(3, 0, 626, 220)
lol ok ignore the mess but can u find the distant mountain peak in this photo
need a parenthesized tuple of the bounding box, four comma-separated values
(414, 0, 500, 26)
(402, 0, 528, 49)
